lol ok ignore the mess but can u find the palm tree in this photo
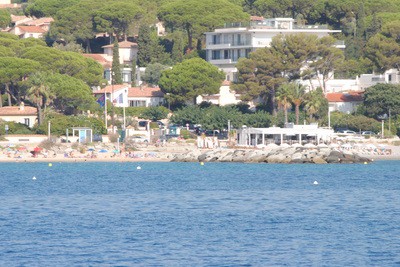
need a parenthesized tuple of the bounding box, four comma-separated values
(304, 87, 328, 121)
(276, 83, 293, 124)
(26, 72, 54, 126)
(287, 82, 306, 125)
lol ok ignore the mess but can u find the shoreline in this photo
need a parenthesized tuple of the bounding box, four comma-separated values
(1, 142, 400, 163)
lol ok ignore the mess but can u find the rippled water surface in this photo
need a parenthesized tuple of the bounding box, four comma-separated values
(0, 161, 399, 266)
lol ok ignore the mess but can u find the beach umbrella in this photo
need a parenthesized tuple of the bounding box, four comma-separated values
(88, 148, 95, 151)
(99, 149, 108, 153)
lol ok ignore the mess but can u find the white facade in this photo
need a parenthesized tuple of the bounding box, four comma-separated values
(329, 101, 360, 114)
(0, 0, 11, 4)
(196, 83, 241, 106)
(102, 41, 138, 65)
(205, 18, 342, 81)
(300, 69, 400, 94)
(9, 26, 45, 39)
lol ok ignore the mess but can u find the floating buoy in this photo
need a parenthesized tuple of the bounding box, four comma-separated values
(136, 166, 141, 170)
(48, 163, 52, 167)
(200, 162, 204, 166)
(313, 181, 318, 185)
(32, 176, 36, 180)
(364, 162, 368, 165)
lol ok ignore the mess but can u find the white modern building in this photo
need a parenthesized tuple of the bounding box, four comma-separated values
(237, 124, 334, 146)
(205, 17, 342, 81)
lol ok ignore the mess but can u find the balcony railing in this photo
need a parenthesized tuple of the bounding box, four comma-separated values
(208, 41, 252, 47)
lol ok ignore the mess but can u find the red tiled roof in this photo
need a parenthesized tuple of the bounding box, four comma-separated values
(128, 87, 164, 97)
(251, 16, 264, 21)
(93, 84, 129, 94)
(17, 25, 46, 33)
(83, 53, 111, 68)
(0, 105, 37, 116)
(326, 92, 364, 102)
(102, 41, 138, 49)
(25, 17, 54, 26)
(11, 15, 28, 23)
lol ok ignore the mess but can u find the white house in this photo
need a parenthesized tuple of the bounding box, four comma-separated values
(0, 0, 10, 4)
(0, 103, 37, 128)
(196, 80, 241, 106)
(128, 86, 164, 107)
(102, 40, 138, 65)
(205, 17, 342, 81)
(93, 84, 130, 108)
(9, 25, 45, 38)
(326, 92, 363, 114)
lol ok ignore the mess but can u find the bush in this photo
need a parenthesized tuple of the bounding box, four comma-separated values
(108, 133, 119, 143)
(180, 129, 195, 139)
(39, 139, 56, 150)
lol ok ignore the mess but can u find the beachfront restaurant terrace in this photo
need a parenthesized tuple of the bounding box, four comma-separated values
(237, 124, 334, 147)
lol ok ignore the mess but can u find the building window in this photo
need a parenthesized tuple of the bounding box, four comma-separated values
(388, 74, 392, 82)
(24, 118, 30, 126)
(224, 50, 230, 59)
(129, 100, 146, 107)
(212, 50, 220, 60)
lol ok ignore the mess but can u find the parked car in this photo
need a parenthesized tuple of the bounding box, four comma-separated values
(361, 131, 375, 135)
(337, 129, 356, 134)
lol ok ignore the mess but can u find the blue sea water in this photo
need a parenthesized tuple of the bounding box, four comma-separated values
(0, 161, 399, 266)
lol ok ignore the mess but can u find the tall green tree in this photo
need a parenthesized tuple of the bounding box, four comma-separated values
(275, 83, 293, 124)
(365, 33, 400, 72)
(46, 73, 97, 115)
(94, 2, 143, 41)
(111, 41, 123, 84)
(363, 83, 400, 118)
(50, 3, 96, 52)
(158, 0, 249, 50)
(25, 72, 54, 126)
(142, 63, 169, 86)
(0, 57, 40, 106)
(137, 24, 152, 67)
(0, 9, 11, 29)
(304, 87, 328, 121)
(25, 0, 80, 17)
(158, 58, 225, 105)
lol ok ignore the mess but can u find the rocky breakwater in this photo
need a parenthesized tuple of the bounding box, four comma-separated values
(168, 147, 372, 164)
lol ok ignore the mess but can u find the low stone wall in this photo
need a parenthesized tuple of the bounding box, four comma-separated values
(0, 135, 48, 144)
(162, 147, 372, 164)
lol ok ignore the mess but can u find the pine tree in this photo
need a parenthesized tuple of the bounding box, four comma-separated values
(137, 25, 152, 67)
(111, 41, 123, 84)
(171, 35, 184, 63)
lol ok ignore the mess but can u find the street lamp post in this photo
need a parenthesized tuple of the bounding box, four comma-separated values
(123, 89, 127, 129)
(111, 71, 115, 133)
(104, 89, 107, 131)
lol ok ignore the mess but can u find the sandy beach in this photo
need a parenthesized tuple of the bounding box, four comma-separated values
(1, 138, 400, 163)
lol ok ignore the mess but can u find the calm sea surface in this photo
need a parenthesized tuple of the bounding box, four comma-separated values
(0, 161, 399, 266)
